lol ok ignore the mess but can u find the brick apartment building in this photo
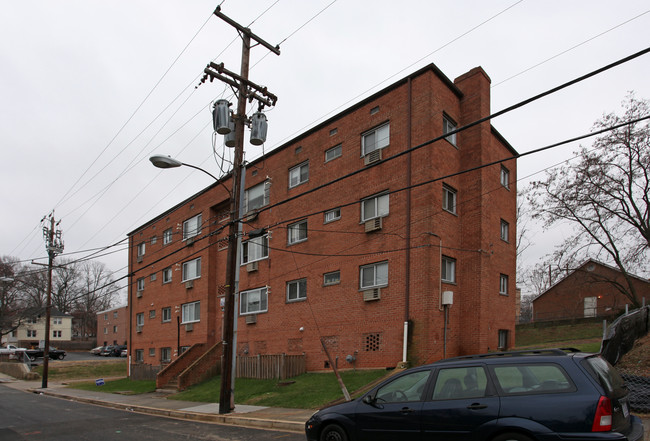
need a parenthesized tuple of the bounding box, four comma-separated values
(127, 63, 517, 373)
(532, 259, 650, 322)
(97, 305, 128, 346)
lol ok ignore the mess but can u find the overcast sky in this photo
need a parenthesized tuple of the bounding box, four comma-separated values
(1, 0, 649, 301)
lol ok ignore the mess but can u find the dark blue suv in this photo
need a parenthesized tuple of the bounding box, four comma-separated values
(305, 349, 644, 441)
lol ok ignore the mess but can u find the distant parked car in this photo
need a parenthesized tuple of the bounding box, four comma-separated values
(120, 348, 127, 357)
(90, 346, 104, 355)
(110, 345, 127, 357)
(100, 345, 114, 356)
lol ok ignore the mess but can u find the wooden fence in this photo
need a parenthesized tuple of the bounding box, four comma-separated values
(236, 354, 305, 380)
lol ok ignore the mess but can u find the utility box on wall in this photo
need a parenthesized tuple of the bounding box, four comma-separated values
(442, 291, 454, 306)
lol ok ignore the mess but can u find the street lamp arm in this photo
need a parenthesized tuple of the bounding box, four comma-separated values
(149, 154, 220, 182)
(181, 162, 220, 182)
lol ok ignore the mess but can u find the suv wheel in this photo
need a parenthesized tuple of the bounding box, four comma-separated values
(320, 424, 347, 441)
(493, 433, 534, 441)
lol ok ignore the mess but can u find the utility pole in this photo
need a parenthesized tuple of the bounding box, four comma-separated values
(200, 5, 279, 414)
(41, 212, 64, 389)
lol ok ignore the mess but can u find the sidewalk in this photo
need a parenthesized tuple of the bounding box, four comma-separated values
(0, 373, 311, 433)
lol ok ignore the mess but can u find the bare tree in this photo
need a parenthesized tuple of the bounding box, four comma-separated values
(528, 94, 650, 307)
(73, 261, 120, 339)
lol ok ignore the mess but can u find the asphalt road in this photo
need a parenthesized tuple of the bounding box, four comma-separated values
(0, 384, 304, 441)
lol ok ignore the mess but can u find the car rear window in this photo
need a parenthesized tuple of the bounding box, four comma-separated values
(492, 363, 575, 395)
(581, 355, 625, 395)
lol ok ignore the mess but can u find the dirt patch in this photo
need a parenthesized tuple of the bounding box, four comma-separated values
(615, 333, 650, 377)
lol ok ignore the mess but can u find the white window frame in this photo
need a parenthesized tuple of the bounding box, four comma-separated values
(289, 161, 309, 188)
(443, 184, 457, 214)
(240, 287, 268, 315)
(151, 235, 157, 245)
(361, 193, 389, 222)
(362, 123, 390, 156)
(324, 271, 341, 286)
(161, 347, 172, 363)
(501, 166, 510, 189)
(149, 310, 156, 319)
(442, 256, 456, 283)
(162, 307, 172, 323)
(149, 348, 156, 357)
(360, 261, 389, 290)
(241, 234, 269, 264)
(325, 144, 342, 162)
(162, 267, 172, 284)
(287, 220, 308, 245)
(163, 228, 173, 245)
(183, 214, 202, 241)
(136, 313, 144, 327)
(443, 115, 457, 146)
(136, 277, 145, 291)
(500, 219, 509, 242)
(181, 257, 201, 282)
(181, 301, 200, 324)
(287, 279, 307, 303)
(324, 208, 341, 223)
(244, 181, 270, 213)
(500, 274, 509, 295)
(137, 242, 145, 256)
(135, 349, 144, 362)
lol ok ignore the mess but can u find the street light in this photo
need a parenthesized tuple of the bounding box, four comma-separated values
(149, 155, 220, 182)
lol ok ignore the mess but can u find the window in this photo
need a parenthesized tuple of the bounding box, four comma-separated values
(27, 330, 37, 337)
(375, 370, 431, 403)
(442, 256, 456, 283)
(240, 287, 268, 315)
(163, 228, 173, 245)
(113, 311, 118, 319)
(135, 349, 144, 362)
(182, 301, 200, 324)
(501, 219, 509, 242)
(287, 220, 308, 245)
(324, 271, 341, 286)
(104, 327, 108, 335)
(151, 235, 157, 245)
(498, 330, 509, 350)
(137, 242, 145, 256)
(104, 313, 108, 320)
(361, 193, 389, 222)
(149, 310, 156, 319)
(500, 274, 509, 295)
(53, 317, 62, 325)
(136, 277, 145, 292)
(432, 367, 488, 400)
(150, 273, 157, 282)
(443, 115, 457, 146)
(442, 184, 457, 214)
(53, 330, 62, 338)
(149, 348, 156, 357)
(136, 313, 144, 327)
(241, 235, 269, 264)
(161, 347, 171, 363)
(500, 166, 510, 189)
(325, 144, 342, 162)
(183, 214, 202, 241)
(492, 364, 575, 395)
(289, 162, 309, 188)
(162, 267, 172, 284)
(287, 279, 307, 302)
(362, 123, 390, 156)
(324, 208, 341, 223)
(182, 258, 201, 282)
(360, 261, 388, 289)
(244, 181, 270, 213)
(113, 326, 117, 333)
(162, 307, 171, 323)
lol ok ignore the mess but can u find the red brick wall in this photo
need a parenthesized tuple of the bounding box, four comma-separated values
(533, 262, 650, 321)
(97, 305, 128, 346)
(127, 64, 518, 372)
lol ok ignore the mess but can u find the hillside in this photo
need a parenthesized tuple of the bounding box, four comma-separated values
(615, 332, 650, 377)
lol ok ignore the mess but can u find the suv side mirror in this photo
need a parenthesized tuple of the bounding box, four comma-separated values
(362, 395, 376, 405)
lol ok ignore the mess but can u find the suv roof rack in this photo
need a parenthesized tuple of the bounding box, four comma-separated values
(439, 347, 582, 362)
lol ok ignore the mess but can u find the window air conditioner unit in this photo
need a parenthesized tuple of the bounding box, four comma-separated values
(185, 323, 193, 332)
(186, 237, 195, 246)
(185, 280, 194, 289)
(136, 325, 143, 333)
(364, 149, 382, 165)
(247, 261, 258, 272)
(244, 211, 258, 222)
(136, 290, 143, 298)
(137, 255, 143, 263)
(363, 288, 381, 302)
(365, 217, 382, 233)
(245, 314, 257, 324)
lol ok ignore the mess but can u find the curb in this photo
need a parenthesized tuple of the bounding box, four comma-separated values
(31, 388, 304, 433)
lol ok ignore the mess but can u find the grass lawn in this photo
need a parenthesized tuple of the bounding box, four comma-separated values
(69, 377, 156, 394)
(170, 369, 388, 408)
(33, 360, 127, 380)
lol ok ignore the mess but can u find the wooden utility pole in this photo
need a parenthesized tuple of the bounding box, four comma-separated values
(201, 5, 279, 414)
(41, 213, 63, 389)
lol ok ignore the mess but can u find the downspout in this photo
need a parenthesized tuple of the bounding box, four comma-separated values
(403, 77, 413, 363)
